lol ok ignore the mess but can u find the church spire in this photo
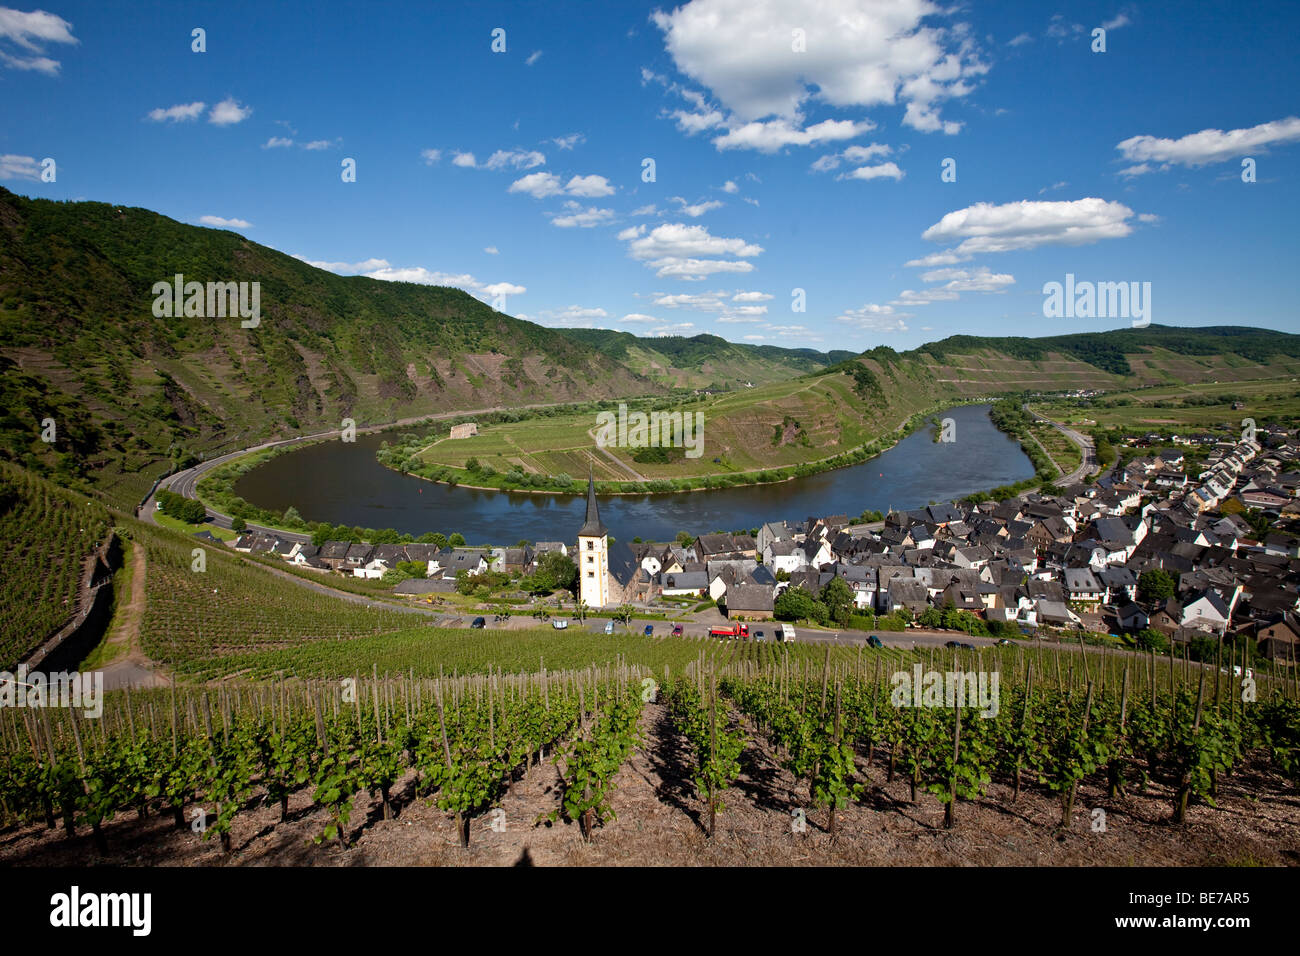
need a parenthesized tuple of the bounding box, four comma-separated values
(578, 473, 608, 538)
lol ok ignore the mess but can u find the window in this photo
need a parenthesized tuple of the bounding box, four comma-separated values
(587, 541, 594, 550)
(587, 556, 594, 564)
(587, 571, 595, 578)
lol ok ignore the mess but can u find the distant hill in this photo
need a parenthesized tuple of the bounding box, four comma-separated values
(556, 328, 855, 388)
(0, 187, 659, 505)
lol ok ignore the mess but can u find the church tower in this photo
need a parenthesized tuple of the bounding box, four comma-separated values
(577, 475, 610, 608)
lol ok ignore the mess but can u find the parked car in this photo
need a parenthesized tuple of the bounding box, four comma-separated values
(753, 630, 765, 642)
(945, 640, 963, 648)
(671, 624, 684, 637)
(470, 617, 486, 629)
(777, 624, 796, 642)
(995, 638, 1014, 646)
(604, 620, 615, 635)
(959, 643, 975, 650)
(866, 635, 883, 648)
(552, 619, 568, 630)
(643, 624, 654, 637)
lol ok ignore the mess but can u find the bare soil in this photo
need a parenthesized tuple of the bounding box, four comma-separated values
(3, 702, 1296, 867)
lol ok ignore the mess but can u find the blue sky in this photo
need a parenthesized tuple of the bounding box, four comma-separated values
(2, 0, 1298, 351)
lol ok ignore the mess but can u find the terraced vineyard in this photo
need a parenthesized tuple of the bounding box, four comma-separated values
(133, 522, 414, 667)
(171, 623, 897, 681)
(3, 644, 1295, 866)
(0, 463, 111, 668)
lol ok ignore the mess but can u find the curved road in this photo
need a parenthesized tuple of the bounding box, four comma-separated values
(1023, 404, 1098, 484)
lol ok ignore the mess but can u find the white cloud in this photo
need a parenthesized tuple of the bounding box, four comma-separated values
(841, 161, 905, 182)
(624, 223, 763, 280)
(420, 148, 441, 164)
(903, 250, 966, 267)
(208, 98, 251, 126)
(720, 180, 739, 193)
(835, 303, 911, 332)
(550, 202, 615, 228)
(1007, 33, 1033, 47)
(484, 246, 499, 254)
(670, 196, 724, 217)
(552, 133, 585, 150)
(263, 136, 294, 148)
(652, 0, 987, 148)
(452, 151, 477, 167)
(508, 171, 564, 197)
(565, 174, 615, 197)
(484, 149, 546, 170)
(147, 102, 206, 123)
(714, 117, 875, 153)
(617, 224, 647, 240)
(650, 322, 696, 336)
(525, 50, 542, 66)
(540, 305, 608, 325)
(1116, 117, 1300, 172)
(919, 197, 1136, 258)
(920, 266, 1014, 292)
(1038, 180, 1068, 194)
(301, 139, 336, 151)
(199, 215, 252, 229)
(620, 313, 659, 323)
(731, 291, 772, 302)
(0, 7, 77, 74)
(891, 289, 958, 305)
(0, 154, 41, 180)
(652, 290, 731, 311)
(1101, 12, 1131, 30)
(630, 204, 657, 216)
(1137, 213, 1161, 224)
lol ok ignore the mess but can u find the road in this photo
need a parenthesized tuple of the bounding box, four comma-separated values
(1023, 404, 1097, 484)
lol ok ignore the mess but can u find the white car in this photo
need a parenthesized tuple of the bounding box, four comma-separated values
(552, 619, 569, 630)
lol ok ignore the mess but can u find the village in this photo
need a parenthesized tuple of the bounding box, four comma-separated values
(225, 421, 1300, 664)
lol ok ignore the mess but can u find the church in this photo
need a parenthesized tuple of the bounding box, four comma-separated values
(576, 476, 652, 608)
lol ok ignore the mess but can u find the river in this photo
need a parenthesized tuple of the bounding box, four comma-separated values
(233, 403, 1034, 543)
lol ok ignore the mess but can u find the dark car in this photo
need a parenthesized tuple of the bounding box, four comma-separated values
(945, 640, 963, 648)
(959, 643, 975, 650)
(644, 624, 654, 637)
(753, 630, 765, 642)
(471, 617, 486, 629)
(995, 638, 1014, 646)
(867, 635, 883, 648)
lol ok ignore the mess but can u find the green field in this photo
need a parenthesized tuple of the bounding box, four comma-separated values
(1030, 375, 1300, 433)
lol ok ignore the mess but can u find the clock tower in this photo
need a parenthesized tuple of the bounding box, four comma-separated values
(577, 475, 609, 608)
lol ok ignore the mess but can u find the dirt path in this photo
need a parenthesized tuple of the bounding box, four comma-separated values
(98, 539, 170, 689)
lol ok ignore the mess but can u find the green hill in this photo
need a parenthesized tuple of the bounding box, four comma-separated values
(0, 187, 658, 508)
(557, 328, 855, 388)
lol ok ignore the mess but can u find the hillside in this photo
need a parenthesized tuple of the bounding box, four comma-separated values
(556, 328, 855, 389)
(0, 462, 111, 668)
(0, 188, 659, 508)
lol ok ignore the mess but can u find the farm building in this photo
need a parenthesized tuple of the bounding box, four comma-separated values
(449, 423, 478, 439)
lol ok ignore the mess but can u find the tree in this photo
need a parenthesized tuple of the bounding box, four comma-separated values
(676, 531, 695, 547)
(449, 532, 466, 547)
(613, 604, 635, 625)
(774, 587, 818, 622)
(1137, 569, 1176, 603)
(819, 577, 855, 624)
(231, 516, 246, 533)
(1134, 628, 1168, 653)
(283, 506, 303, 527)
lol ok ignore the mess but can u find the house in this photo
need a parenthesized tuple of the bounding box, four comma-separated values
(724, 583, 775, 620)
(439, 548, 489, 577)
(1095, 566, 1139, 604)
(1115, 601, 1150, 632)
(883, 577, 929, 616)
(764, 538, 805, 575)
(660, 571, 708, 597)
(757, 521, 793, 554)
(394, 578, 457, 597)
(1257, 615, 1299, 664)
(1180, 589, 1231, 635)
(448, 422, 478, 439)
(1064, 567, 1104, 604)
(1036, 600, 1081, 627)
(696, 533, 741, 559)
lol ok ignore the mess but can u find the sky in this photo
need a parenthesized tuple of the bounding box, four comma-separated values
(2, 0, 1298, 352)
